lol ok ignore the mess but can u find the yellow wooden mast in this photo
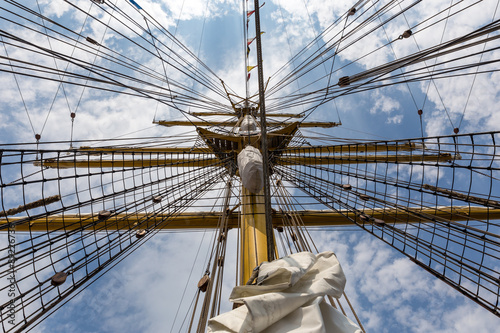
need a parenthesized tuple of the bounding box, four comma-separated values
(240, 187, 268, 284)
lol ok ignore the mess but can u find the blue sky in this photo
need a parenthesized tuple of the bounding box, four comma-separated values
(1, 0, 500, 332)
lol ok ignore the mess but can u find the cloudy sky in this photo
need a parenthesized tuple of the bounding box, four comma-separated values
(1, 0, 500, 332)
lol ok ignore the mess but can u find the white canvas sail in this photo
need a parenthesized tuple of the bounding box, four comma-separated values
(238, 146, 264, 194)
(208, 251, 362, 333)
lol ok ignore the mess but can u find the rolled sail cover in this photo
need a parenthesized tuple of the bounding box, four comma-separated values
(238, 146, 264, 193)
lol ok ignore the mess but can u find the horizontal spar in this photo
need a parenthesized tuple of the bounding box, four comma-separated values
(34, 153, 455, 169)
(33, 158, 222, 169)
(78, 146, 213, 154)
(1, 206, 497, 232)
(188, 112, 303, 118)
(277, 153, 459, 165)
(278, 142, 425, 154)
(154, 120, 340, 128)
(77, 142, 425, 155)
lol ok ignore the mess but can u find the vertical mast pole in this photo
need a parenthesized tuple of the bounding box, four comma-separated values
(243, 0, 250, 101)
(253, 0, 274, 262)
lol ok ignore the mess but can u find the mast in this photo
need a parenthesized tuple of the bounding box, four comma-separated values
(238, 0, 274, 285)
(253, 0, 275, 263)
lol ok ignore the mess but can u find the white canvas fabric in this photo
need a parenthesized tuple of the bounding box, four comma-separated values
(208, 251, 362, 333)
(237, 146, 264, 193)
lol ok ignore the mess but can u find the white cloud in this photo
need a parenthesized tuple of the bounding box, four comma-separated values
(386, 114, 403, 124)
(370, 90, 401, 114)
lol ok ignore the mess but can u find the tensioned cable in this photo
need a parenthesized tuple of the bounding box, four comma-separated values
(265, 0, 375, 95)
(264, 0, 488, 120)
(265, 0, 412, 98)
(34, 0, 73, 140)
(0, 0, 230, 114)
(397, 1, 456, 132)
(0, 29, 234, 128)
(458, 0, 500, 129)
(0, 35, 35, 136)
(90, 0, 226, 95)
(264, 0, 423, 110)
(264, 21, 500, 115)
(154, 0, 187, 122)
(68, 0, 122, 147)
(0, 28, 228, 114)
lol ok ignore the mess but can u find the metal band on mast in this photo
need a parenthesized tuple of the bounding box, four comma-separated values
(253, 0, 274, 262)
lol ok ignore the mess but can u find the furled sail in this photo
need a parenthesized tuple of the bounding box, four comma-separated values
(238, 146, 264, 193)
(208, 251, 361, 333)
